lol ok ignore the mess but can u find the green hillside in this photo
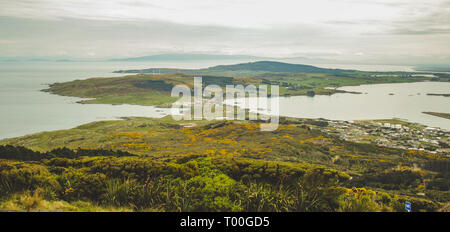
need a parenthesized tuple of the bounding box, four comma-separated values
(0, 117, 448, 212)
(207, 61, 352, 74)
(113, 61, 353, 75)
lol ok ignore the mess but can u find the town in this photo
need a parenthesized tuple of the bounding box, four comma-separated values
(321, 119, 449, 155)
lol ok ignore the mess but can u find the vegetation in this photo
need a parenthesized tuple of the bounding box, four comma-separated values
(1, 117, 448, 212)
(42, 74, 184, 107)
(5, 61, 449, 211)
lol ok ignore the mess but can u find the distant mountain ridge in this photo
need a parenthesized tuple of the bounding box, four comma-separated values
(108, 53, 265, 62)
(0, 53, 265, 62)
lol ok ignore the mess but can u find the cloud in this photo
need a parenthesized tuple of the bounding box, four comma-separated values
(0, 0, 448, 65)
(0, 0, 418, 27)
(0, 16, 331, 57)
(388, 9, 450, 35)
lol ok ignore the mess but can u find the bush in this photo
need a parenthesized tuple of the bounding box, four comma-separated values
(0, 161, 61, 195)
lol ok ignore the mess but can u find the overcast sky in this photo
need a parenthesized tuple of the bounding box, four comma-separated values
(0, 0, 449, 65)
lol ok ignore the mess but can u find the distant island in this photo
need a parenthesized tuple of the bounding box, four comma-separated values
(427, 93, 450, 97)
(43, 61, 450, 107)
(107, 53, 265, 62)
(0, 53, 266, 63)
(423, 112, 450, 120)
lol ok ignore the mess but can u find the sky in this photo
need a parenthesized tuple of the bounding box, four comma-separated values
(0, 0, 449, 65)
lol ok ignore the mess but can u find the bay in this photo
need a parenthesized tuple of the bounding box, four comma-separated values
(0, 61, 448, 140)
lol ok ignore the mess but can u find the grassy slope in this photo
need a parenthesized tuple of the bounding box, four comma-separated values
(42, 74, 186, 107)
(1, 117, 448, 211)
(2, 117, 448, 189)
(43, 73, 259, 107)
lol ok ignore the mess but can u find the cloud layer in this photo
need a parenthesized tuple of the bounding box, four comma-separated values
(0, 0, 449, 65)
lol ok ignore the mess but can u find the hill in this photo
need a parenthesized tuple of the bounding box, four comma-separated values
(113, 61, 354, 75)
(0, 117, 448, 211)
(207, 61, 353, 74)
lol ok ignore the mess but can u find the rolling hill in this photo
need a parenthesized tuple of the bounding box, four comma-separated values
(114, 61, 354, 75)
(207, 61, 353, 74)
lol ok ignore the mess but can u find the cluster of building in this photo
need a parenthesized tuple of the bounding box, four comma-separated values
(322, 120, 449, 155)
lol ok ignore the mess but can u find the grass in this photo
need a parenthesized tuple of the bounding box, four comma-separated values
(0, 190, 134, 212)
(1, 116, 447, 175)
(81, 93, 176, 106)
(43, 74, 183, 107)
(0, 117, 448, 211)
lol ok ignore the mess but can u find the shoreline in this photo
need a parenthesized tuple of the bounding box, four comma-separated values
(1, 113, 447, 143)
(21, 81, 449, 140)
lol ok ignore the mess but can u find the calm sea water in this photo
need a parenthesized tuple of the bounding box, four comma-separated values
(276, 82, 450, 130)
(0, 60, 255, 139)
(0, 61, 449, 139)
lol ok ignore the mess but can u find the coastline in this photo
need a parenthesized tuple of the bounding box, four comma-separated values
(423, 112, 450, 120)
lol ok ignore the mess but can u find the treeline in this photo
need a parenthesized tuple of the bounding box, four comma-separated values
(0, 145, 136, 161)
